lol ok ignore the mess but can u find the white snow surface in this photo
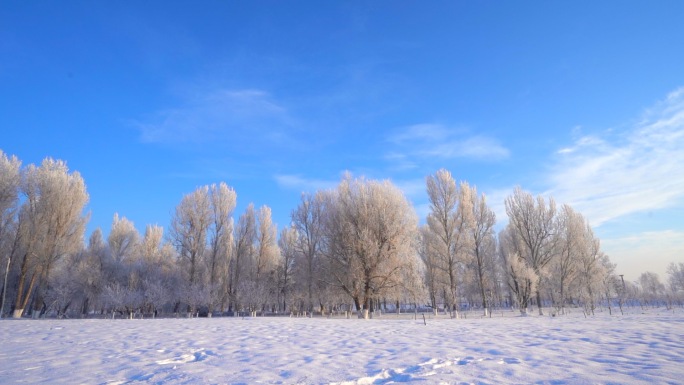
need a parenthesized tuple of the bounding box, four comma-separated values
(1, 310, 683, 384)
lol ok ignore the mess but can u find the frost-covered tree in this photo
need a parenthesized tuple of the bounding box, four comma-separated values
(248, 205, 279, 312)
(277, 226, 297, 311)
(100, 215, 147, 317)
(466, 184, 496, 316)
(549, 205, 583, 315)
(321, 174, 418, 319)
(103, 278, 144, 319)
(507, 252, 537, 315)
(291, 192, 324, 312)
(126, 225, 178, 316)
(206, 183, 236, 315)
(139, 225, 164, 264)
(0, 149, 634, 321)
(667, 262, 684, 293)
(13, 158, 89, 318)
(169, 184, 239, 315)
(638, 272, 666, 307)
(425, 169, 473, 318)
(231, 203, 256, 311)
(665, 263, 684, 308)
(0, 151, 20, 230)
(419, 225, 441, 313)
(108, 214, 139, 263)
(598, 258, 618, 315)
(488, 246, 509, 310)
(574, 224, 606, 315)
(141, 240, 180, 317)
(43, 248, 85, 318)
(499, 227, 537, 315)
(387, 243, 427, 314)
(170, 186, 211, 288)
(76, 229, 108, 316)
(0, 151, 21, 318)
(504, 187, 558, 315)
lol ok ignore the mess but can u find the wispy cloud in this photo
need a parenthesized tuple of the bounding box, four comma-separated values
(426, 136, 510, 160)
(388, 124, 452, 144)
(135, 88, 298, 149)
(546, 87, 684, 226)
(383, 152, 418, 171)
(274, 174, 338, 193)
(387, 124, 510, 167)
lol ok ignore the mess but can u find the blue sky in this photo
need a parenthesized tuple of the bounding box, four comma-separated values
(2, 1, 683, 281)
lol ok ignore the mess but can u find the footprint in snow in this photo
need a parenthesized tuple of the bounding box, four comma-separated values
(499, 357, 521, 364)
(156, 349, 216, 365)
(335, 355, 524, 384)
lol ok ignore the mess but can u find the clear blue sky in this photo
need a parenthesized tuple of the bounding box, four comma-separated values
(2, 1, 683, 281)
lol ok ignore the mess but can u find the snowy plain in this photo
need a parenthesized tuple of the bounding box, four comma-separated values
(1, 309, 682, 385)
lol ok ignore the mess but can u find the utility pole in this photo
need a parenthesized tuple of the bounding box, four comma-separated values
(618, 274, 626, 315)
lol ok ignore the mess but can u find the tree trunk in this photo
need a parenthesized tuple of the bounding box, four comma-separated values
(1, 256, 10, 318)
(34, 260, 53, 317)
(308, 263, 313, 313)
(81, 297, 89, 318)
(13, 254, 30, 318)
(559, 277, 565, 315)
(536, 284, 544, 315)
(14, 268, 38, 318)
(519, 289, 529, 316)
(477, 267, 488, 317)
(355, 296, 370, 319)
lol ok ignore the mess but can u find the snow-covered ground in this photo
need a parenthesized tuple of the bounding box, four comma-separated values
(1, 309, 682, 384)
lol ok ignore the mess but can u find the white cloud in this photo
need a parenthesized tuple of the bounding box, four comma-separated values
(387, 124, 510, 164)
(135, 88, 297, 148)
(546, 87, 684, 226)
(383, 152, 418, 171)
(424, 136, 510, 160)
(274, 174, 337, 193)
(388, 123, 451, 144)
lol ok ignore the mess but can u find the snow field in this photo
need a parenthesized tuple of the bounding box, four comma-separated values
(0, 310, 682, 384)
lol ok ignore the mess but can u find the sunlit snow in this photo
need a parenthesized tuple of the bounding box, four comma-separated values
(1, 310, 682, 384)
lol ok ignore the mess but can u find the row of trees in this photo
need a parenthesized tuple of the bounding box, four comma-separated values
(1, 151, 682, 319)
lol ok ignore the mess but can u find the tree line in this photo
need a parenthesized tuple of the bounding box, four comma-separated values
(0, 151, 681, 319)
